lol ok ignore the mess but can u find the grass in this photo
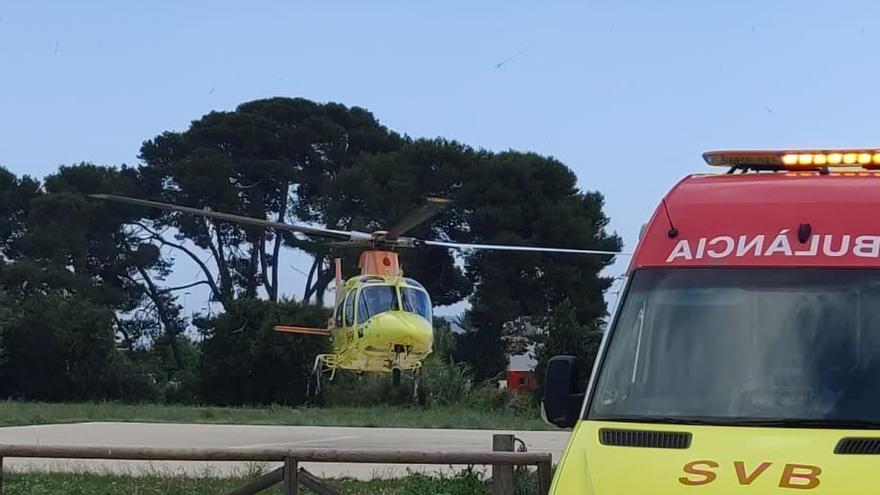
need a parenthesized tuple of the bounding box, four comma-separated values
(0, 400, 552, 430)
(1, 469, 543, 495)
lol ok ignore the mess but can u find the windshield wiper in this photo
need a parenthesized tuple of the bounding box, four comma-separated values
(598, 416, 734, 426)
(599, 416, 880, 429)
(722, 418, 880, 429)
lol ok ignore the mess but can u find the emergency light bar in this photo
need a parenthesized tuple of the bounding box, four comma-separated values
(703, 149, 880, 170)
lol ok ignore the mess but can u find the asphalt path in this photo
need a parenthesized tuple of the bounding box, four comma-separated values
(0, 422, 570, 479)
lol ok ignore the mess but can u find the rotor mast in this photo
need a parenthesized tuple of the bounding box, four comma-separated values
(359, 250, 401, 277)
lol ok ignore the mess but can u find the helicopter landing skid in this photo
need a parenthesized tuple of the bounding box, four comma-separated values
(389, 363, 424, 404)
(410, 364, 424, 404)
(307, 354, 337, 397)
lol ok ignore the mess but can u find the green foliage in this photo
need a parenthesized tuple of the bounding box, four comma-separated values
(197, 299, 330, 405)
(432, 317, 457, 363)
(0, 97, 621, 411)
(140, 336, 202, 404)
(395, 468, 487, 495)
(0, 166, 39, 258)
(319, 355, 479, 408)
(1, 469, 553, 495)
(467, 382, 537, 419)
(320, 356, 537, 423)
(0, 294, 131, 401)
(23, 164, 152, 293)
(419, 356, 474, 406)
(0, 163, 193, 401)
(533, 299, 605, 393)
(0, 401, 552, 430)
(320, 356, 475, 408)
(3, 465, 548, 494)
(138, 99, 620, 382)
(454, 152, 621, 379)
(319, 373, 407, 408)
(139, 97, 406, 305)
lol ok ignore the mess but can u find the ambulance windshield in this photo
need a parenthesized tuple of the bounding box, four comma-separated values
(589, 268, 880, 427)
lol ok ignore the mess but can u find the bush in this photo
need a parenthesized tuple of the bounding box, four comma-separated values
(533, 299, 604, 397)
(104, 351, 162, 403)
(0, 294, 127, 401)
(320, 372, 401, 407)
(321, 355, 540, 419)
(146, 337, 201, 404)
(419, 356, 474, 406)
(467, 382, 535, 417)
(320, 356, 473, 408)
(197, 298, 330, 406)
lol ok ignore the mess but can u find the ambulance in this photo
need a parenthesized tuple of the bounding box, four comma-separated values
(544, 150, 880, 494)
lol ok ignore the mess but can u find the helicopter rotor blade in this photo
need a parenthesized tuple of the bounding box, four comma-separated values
(90, 194, 369, 242)
(386, 197, 451, 240)
(325, 240, 373, 249)
(420, 239, 629, 256)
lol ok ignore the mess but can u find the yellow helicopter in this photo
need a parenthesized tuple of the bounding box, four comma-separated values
(92, 194, 620, 399)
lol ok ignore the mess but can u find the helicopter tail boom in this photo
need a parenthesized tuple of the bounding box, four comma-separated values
(335, 257, 343, 305)
(273, 325, 331, 336)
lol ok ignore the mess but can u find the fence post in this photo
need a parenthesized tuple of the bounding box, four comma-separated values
(283, 457, 298, 495)
(537, 460, 552, 495)
(491, 434, 515, 495)
(1, 456, 4, 495)
(224, 466, 283, 495)
(298, 468, 341, 495)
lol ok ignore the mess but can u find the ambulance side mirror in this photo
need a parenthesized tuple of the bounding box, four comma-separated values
(542, 355, 585, 429)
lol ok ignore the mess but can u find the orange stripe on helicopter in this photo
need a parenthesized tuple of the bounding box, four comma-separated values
(272, 325, 331, 336)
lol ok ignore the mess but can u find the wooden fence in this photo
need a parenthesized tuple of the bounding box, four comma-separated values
(0, 442, 552, 495)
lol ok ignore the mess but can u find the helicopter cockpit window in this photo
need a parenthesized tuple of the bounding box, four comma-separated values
(358, 286, 399, 322)
(343, 291, 355, 326)
(401, 287, 431, 322)
(403, 278, 425, 290)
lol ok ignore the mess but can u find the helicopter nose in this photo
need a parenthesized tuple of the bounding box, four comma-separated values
(366, 311, 433, 348)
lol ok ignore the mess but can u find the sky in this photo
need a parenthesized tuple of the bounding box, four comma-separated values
(3, 0, 880, 316)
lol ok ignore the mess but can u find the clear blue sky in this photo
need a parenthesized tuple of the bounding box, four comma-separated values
(3, 1, 880, 313)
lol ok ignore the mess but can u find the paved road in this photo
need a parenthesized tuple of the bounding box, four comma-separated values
(0, 422, 570, 479)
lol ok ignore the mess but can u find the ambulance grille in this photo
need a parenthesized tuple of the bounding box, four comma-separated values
(835, 438, 880, 455)
(599, 428, 691, 449)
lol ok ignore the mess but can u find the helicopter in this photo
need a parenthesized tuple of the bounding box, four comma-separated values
(91, 194, 622, 400)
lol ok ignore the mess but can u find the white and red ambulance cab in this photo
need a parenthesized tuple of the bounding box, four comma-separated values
(544, 150, 880, 494)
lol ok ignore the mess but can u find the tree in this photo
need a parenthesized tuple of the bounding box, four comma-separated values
(0, 293, 151, 401)
(0, 98, 624, 406)
(139, 97, 405, 307)
(432, 316, 457, 363)
(197, 299, 330, 405)
(21, 164, 191, 361)
(533, 299, 605, 394)
(0, 167, 39, 260)
(454, 152, 622, 379)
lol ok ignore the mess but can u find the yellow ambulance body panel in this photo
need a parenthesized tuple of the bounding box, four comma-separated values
(551, 421, 878, 494)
